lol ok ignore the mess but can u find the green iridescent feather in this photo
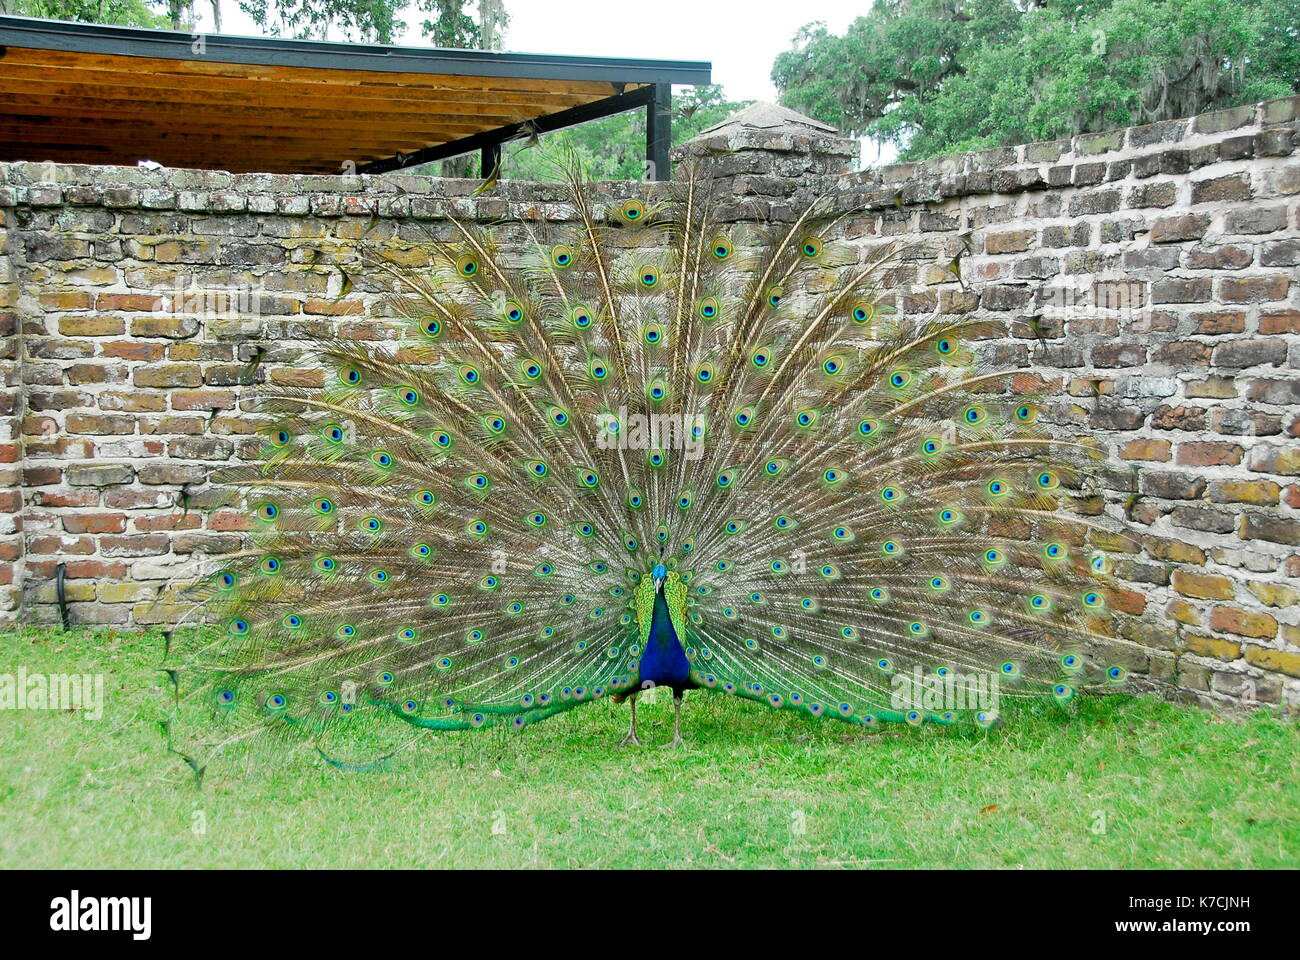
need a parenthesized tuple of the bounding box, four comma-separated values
(166, 156, 1164, 765)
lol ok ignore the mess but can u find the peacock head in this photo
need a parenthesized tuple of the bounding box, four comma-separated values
(652, 563, 668, 589)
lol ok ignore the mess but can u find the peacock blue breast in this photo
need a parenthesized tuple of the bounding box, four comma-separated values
(639, 590, 691, 689)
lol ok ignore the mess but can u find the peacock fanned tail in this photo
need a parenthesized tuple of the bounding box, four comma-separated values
(171, 159, 1159, 762)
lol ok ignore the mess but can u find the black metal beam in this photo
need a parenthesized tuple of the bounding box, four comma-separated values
(358, 84, 661, 175)
(646, 82, 672, 181)
(0, 14, 711, 85)
(480, 142, 501, 179)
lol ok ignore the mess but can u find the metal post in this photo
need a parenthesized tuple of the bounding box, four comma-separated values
(646, 82, 671, 181)
(481, 141, 501, 179)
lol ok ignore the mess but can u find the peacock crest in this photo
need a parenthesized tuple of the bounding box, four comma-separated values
(167, 157, 1159, 764)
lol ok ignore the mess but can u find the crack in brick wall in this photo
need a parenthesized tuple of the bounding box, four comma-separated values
(0, 95, 1296, 712)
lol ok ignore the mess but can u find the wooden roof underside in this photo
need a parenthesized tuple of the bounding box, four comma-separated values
(0, 45, 643, 174)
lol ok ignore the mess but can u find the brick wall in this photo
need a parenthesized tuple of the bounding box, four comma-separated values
(1, 95, 1297, 711)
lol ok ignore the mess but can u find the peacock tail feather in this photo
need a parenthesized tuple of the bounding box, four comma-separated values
(169, 158, 1162, 763)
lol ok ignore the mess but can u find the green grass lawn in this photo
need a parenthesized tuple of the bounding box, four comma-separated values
(1, 626, 1297, 869)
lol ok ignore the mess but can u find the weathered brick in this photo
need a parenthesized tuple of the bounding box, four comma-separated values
(1190, 174, 1251, 203)
(26, 559, 128, 579)
(1248, 581, 1298, 609)
(133, 364, 202, 388)
(170, 390, 237, 411)
(1218, 275, 1289, 303)
(1185, 245, 1252, 270)
(1149, 214, 1209, 243)
(99, 534, 170, 557)
(1076, 130, 1124, 155)
(1258, 309, 1299, 335)
(1209, 480, 1281, 505)
(62, 513, 127, 534)
(1213, 338, 1287, 369)
(1172, 571, 1234, 601)
(1170, 506, 1236, 534)
(130, 316, 201, 339)
(1143, 471, 1206, 499)
(97, 582, 157, 604)
(1191, 310, 1245, 335)
(138, 462, 209, 484)
(1239, 513, 1300, 546)
(1127, 182, 1176, 208)
(1225, 205, 1287, 235)
(168, 437, 234, 460)
(1151, 405, 1206, 431)
(1151, 278, 1211, 303)
(65, 463, 134, 486)
(1041, 223, 1091, 247)
(96, 293, 164, 311)
(1246, 380, 1299, 408)
(58, 315, 125, 337)
(1091, 405, 1146, 430)
(101, 340, 166, 361)
(66, 414, 136, 435)
(1210, 607, 1276, 640)
(1248, 444, 1300, 475)
(1184, 634, 1241, 661)
(1067, 190, 1122, 217)
(99, 391, 167, 413)
(1185, 377, 1236, 399)
(1091, 344, 1147, 368)
(1176, 442, 1243, 467)
(1119, 438, 1172, 462)
(1243, 646, 1300, 679)
(1194, 104, 1255, 134)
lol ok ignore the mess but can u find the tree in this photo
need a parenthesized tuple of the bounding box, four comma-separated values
(233, 0, 504, 44)
(8, 0, 509, 55)
(1, 0, 171, 28)
(773, 0, 1300, 161)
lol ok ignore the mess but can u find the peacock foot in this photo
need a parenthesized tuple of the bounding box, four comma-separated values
(658, 736, 683, 749)
(619, 733, 642, 747)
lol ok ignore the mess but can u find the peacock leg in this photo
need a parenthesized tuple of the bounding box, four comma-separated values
(659, 694, 684, 749)
(619, 696, 642, 747)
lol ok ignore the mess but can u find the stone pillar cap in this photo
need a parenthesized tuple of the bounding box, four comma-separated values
(673, 101, 859, 162)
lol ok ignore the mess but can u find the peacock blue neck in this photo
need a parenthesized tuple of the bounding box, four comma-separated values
(640, 587, 690, 686)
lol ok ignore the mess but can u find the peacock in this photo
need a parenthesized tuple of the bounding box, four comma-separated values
(167, 158, 1154, 767)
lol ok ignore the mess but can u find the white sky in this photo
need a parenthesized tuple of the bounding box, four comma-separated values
(194, 0, 864, 102)
(190, 0, 893, 163)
